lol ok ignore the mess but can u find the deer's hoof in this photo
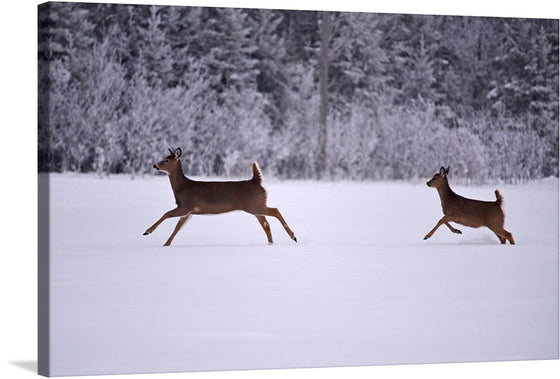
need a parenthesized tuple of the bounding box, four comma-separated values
(143, 232, 150, 235)
(457, 230, 462, 234)
(423, 236, 429, 240)
(293, 236, 298, 243)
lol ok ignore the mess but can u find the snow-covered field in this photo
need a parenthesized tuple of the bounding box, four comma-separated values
(45, 173, 558, 376)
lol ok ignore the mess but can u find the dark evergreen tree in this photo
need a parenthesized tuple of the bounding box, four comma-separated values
(328, 12, 387, 109)
(195, 8, 259, 93)
(246, 9, 290, 128)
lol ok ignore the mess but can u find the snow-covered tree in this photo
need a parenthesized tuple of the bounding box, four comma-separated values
(136, 6, 174, 88)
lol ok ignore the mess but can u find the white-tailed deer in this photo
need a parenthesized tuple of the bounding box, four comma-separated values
(424, 166, 515, 244)
(143, 148, 297, 246)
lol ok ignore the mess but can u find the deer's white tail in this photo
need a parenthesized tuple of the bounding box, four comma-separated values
(252, 162, 263, 184)
(494, 190, 503, 206)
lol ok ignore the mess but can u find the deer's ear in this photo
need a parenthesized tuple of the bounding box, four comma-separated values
(175, 147, 182, 158)
(445, 166, 450, 175)
(168, 148, 174, 156)
(439, 166, 446, 175)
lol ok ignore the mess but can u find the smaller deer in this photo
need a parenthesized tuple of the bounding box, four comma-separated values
(143, 148, 297, 246)
(424, 166, 514, 244)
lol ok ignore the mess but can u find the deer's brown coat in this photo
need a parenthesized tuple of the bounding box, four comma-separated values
(424, 166, 514, 244)
(144, 148, 297, 246)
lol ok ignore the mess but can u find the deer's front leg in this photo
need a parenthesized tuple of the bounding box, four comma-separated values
(163, 214, 191, 246)
(424, 217, 448, 240)
(143, 207, 187, 235)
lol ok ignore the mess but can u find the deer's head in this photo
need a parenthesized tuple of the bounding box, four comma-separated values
(153, 147, 182, 175)
(427, 166, 450, 188)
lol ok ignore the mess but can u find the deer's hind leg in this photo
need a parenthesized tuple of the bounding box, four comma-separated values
(500, 229, 515, 245)
(494, 232, 507, 244)
(258, 207, 297, 243)
(255, 215, 273, 244)
(445, 221, 462, 234)
(490, 227, 515, 245)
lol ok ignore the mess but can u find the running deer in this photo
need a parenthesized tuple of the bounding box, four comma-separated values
(143, 148, 297, 246)
(424, 166, 515, 244)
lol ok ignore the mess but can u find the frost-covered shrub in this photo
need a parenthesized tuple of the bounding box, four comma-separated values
(269, 63, 320, 179)
(467, 112, 558, 182)
(325, 104, 379, 180)
(371, 101, 488, 182)
(42, 39, 130, 173)
(191, 88, 273, 177)
(486, 126, 551, 182)
(123, 78, 273, 177)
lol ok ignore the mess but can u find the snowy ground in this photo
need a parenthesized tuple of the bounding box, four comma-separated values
(44, 173, 558, 376)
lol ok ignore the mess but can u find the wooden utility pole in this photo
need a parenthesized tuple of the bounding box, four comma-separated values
(318, 11, 329, 179)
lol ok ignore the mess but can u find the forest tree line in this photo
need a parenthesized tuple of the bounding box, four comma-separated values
(38, 3, 559, 182)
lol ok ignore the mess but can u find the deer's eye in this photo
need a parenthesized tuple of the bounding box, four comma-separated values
(164, 159, 169, 163)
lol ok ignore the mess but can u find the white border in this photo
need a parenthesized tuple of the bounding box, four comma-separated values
(1, 1, 558, 378)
